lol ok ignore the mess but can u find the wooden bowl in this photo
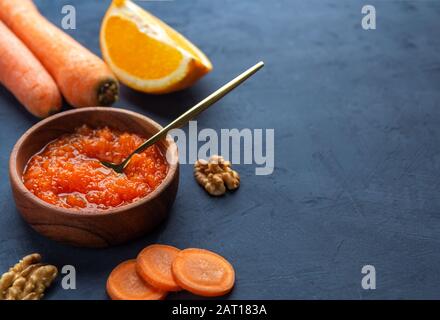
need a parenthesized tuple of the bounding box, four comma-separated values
(9, 107, 179, 248)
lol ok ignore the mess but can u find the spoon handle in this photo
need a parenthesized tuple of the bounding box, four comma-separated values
(129, 61, 265, 156)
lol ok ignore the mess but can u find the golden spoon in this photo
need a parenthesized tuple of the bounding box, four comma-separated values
(102, 61, 264, 173)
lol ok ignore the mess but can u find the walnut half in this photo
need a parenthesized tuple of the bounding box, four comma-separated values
(194, 155, 240, 196)
(0, 254, 58, 300)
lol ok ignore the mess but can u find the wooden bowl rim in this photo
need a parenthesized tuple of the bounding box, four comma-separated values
(9, 107, 179, 217)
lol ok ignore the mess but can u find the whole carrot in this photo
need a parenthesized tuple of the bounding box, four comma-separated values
(0, 0, 119, 108)
(0, 21, 61, 118)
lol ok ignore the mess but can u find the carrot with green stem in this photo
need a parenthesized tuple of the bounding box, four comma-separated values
(0, 0, 119, 108)
(0, 20, 61, 118)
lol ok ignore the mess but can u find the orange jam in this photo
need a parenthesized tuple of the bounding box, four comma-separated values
(23, 125, 169, 210)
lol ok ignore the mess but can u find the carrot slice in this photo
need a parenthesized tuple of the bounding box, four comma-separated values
(106, 260, 167, 300)
(171, 248, 235, 297)
(136, 244, 181, 292)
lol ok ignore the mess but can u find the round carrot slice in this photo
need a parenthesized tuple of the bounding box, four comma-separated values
(136, 244, 181, 292)
(171, 248, 235, 297)
(106, 260, 167, 300)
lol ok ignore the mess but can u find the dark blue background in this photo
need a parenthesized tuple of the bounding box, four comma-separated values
(1, 0, 440, 299)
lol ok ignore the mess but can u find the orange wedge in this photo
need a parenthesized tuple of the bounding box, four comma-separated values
(100, 0, 212, 94)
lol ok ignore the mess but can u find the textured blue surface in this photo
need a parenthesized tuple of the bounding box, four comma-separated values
(1, 0, 440, 299)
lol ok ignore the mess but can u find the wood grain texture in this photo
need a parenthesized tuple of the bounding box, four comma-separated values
(9, 107, 179, 247)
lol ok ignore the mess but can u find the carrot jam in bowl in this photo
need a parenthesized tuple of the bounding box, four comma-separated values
(23, 125, 169, 210)
(9, 107, 179, 247)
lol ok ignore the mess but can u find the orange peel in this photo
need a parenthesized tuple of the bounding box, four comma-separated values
(100, 0, 212, 94)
